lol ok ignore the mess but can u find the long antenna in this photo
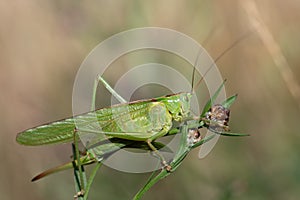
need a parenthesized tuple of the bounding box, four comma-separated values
(193, 30, 253, 91)
(191, 48, 203, 93)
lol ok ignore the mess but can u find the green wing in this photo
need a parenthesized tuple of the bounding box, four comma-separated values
(16, 98, 174, 146)
(16, 118, 76, 146)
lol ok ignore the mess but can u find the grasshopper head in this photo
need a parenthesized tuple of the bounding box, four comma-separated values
(164, 93, 192, 121)
(179, 93, 192, 118)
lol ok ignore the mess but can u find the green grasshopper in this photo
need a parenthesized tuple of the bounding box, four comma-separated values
(16, 34, 250, 199)
(16, 73, 237, 199)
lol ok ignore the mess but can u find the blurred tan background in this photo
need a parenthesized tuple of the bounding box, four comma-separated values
(1, 0, 300, 199)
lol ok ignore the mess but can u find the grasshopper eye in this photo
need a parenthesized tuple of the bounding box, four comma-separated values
(182, 94, 189, 102)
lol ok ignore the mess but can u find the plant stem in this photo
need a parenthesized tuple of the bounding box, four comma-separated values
(133, 170, 168, 200)
(83, 162, 102, 200)
(74, 132, 86, 190)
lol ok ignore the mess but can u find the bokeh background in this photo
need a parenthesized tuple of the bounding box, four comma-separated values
(1, 0, 300, 199)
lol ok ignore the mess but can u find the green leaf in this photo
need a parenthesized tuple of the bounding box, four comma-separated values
(222, 94, 238, 109)
(219, 132, 250, 136)
(208, 130, 250, 137)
